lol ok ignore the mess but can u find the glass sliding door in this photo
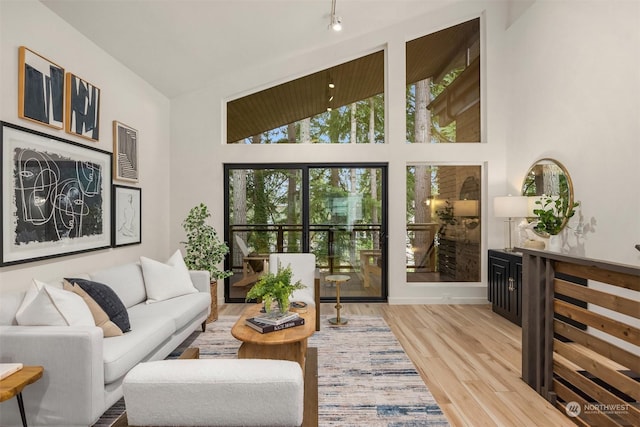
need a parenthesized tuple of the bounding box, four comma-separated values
(225, 163, 387, 302)
(226, 166, 303, 300)
(309, 165, 386, 301)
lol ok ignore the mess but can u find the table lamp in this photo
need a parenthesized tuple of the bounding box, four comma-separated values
(494, 195, 528, 251)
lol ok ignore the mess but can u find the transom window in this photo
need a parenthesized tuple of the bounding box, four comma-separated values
(226, 51, 384, 144)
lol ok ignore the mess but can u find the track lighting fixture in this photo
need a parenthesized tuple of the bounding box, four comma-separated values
(329, 0, 342, 31)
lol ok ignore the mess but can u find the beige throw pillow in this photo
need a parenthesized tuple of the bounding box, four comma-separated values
(63, 280, 123, 337)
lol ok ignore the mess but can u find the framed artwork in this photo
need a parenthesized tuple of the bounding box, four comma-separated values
(18, 46, 65, 130)
(113, 121, 139, 182)
(112, 185, 141, 247)
(1, 122, 112, 266)
(65, 73, 100, 141)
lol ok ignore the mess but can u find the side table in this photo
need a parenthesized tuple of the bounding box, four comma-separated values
(326, 274, 349, 325)
(0, 366, 44, 427)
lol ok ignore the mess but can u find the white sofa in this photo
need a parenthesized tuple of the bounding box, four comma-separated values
(0, 261, 211, 427)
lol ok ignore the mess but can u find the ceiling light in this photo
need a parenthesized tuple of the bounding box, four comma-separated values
(328, 83, 335, 89)
(331, 16, 342, 31)
(329, 0, 342, 31)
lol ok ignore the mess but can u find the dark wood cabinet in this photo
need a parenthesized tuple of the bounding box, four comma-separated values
(488, 249, 523, 326)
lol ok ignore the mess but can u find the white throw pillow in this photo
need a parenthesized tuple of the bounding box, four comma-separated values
(16, 279, 94, 326)
(140, 250, 198, 304)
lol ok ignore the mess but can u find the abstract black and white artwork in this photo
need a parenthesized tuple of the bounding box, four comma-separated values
(113, 121, 139, 182)
(112, 185, 141, 247)
(1, 122, 111, 266)
(18, 46, 65, 129)
(66, 73, 100, 141)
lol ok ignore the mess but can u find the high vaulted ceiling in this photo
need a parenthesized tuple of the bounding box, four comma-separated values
(41, 0, 462, 99)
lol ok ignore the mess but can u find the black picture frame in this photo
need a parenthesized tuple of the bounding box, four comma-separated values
(1, 122, 112, 266)
(112, 185, 141, 247)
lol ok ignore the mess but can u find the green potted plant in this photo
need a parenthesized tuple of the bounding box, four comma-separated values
(181, 203, 233, 280)
(532, 196, 579, 236)
(245, 264, 305, 314)
(181, 203, 232, 322)
(435, 199, 457, 237)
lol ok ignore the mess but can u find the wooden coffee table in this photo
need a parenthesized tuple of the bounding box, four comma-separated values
(231, 304, 315, 370)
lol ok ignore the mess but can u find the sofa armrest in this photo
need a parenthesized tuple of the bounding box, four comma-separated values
(189, 270, 211, 293)
(0, 325, 105, 426)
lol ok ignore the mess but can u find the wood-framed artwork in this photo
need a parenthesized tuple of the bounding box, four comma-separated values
(65, 73, 100, 141)
(113, 121, 139, 182)
(18, 46, 65, 130)
(1, 121, 112, 266)
(112, 185, 141, 247)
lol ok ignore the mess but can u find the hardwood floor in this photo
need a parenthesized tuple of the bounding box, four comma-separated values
(219, 303, 575, 427)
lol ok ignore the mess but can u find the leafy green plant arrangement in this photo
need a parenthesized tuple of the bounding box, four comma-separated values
(181, 203, 232, 280)
(245, 264, 305, 314)
(533, 196, 579, 236)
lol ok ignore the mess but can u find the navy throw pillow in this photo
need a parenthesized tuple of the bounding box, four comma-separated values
(65, 278, 131, 332)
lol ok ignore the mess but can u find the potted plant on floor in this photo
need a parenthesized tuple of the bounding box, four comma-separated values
(182, 203, 233, 322)
(245, 264, 305, 315)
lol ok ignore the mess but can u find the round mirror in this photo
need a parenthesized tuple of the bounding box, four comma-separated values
(521, 158, 575, 235)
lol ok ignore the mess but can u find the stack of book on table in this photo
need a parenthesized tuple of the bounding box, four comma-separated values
(0, 363, 23, 380)
(245, 311, 305, 334)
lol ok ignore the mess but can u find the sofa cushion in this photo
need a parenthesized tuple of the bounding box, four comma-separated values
(63, 280, 123, 337)
(140, 251, 198, 304)
(65, 278, 131, 333)
(127, 292, 210, 332)
(15, 280, 94, 326)
(102, 312, 175, 384)
(90, 263, 147, 308)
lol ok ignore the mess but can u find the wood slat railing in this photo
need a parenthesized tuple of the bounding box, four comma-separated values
(520, 249, 639, 426)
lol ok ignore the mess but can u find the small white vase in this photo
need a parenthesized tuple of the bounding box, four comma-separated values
(547, 234, 562, 252)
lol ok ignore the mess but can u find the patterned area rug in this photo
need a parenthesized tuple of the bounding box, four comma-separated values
(94, 315, 448, 426)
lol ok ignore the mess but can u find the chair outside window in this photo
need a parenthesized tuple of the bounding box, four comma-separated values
(233, 235, 269, 288)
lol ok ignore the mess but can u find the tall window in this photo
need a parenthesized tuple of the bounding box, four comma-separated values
(406, 165, 481, 282)
(406, 18, 480, 143)
(227, 51, 385, 144)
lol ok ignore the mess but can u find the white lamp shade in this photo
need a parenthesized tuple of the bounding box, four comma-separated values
(494, 195, 528, 218)
(453, 200, 479, 217)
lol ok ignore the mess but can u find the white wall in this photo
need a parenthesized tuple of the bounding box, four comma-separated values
(505, 0, 640, 266)
(170, 1, 514, 304)
(0, 1, 171, 292)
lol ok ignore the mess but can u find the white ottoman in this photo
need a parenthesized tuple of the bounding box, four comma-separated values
(123, 359, 304, 426)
